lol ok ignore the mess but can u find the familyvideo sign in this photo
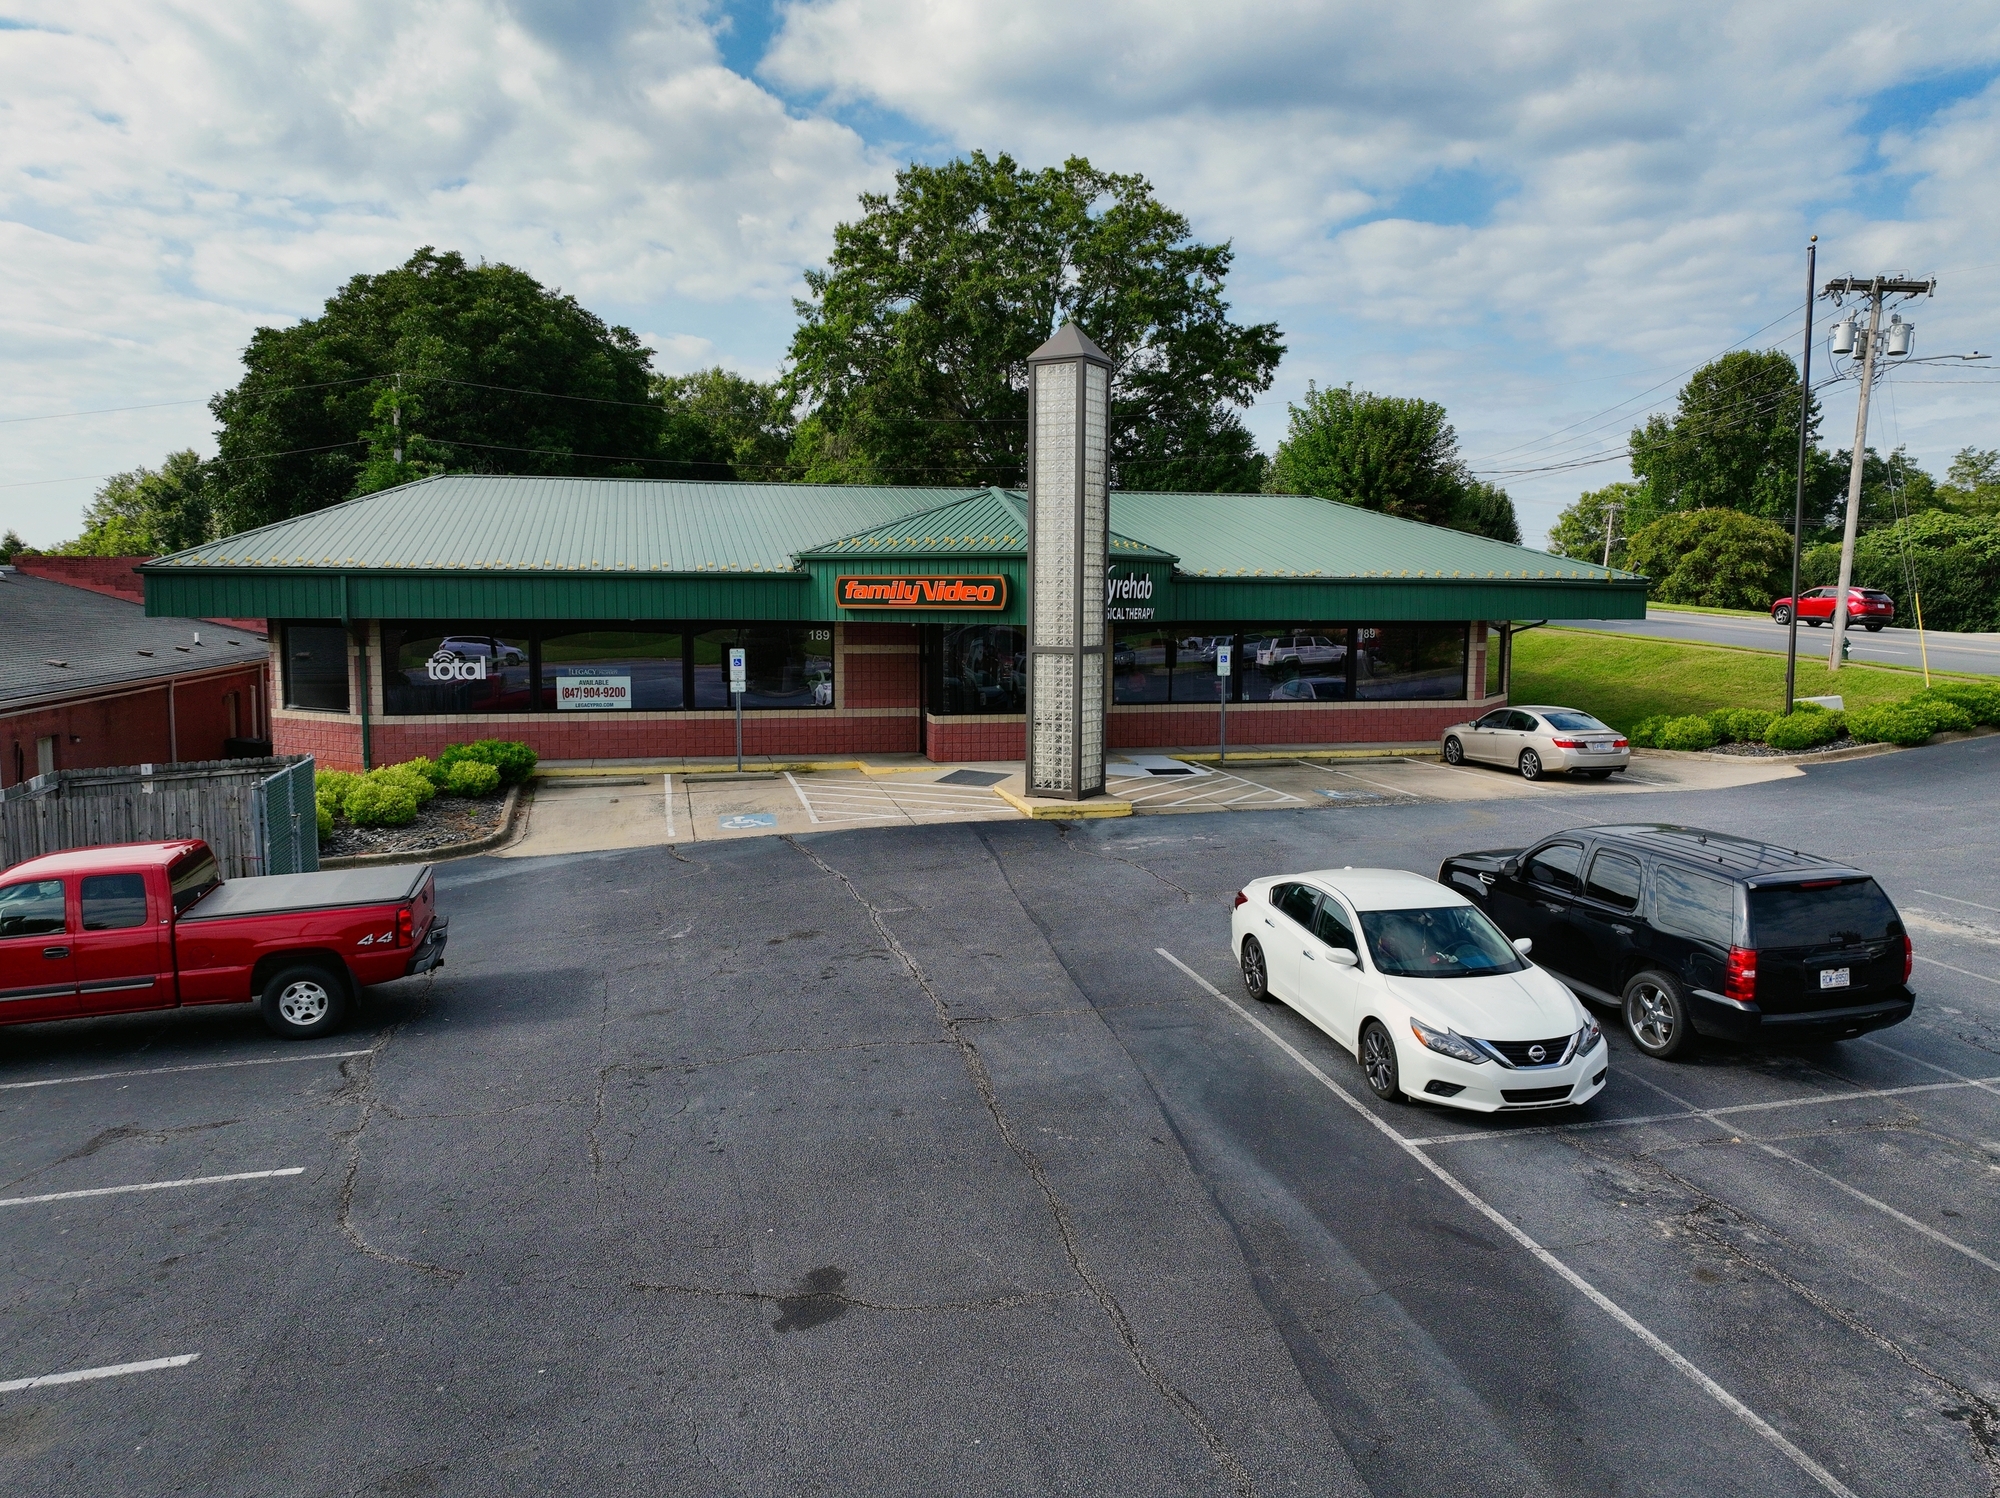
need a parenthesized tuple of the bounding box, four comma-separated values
(555, 673, 632, 710)
(836, 574, 1008, 610)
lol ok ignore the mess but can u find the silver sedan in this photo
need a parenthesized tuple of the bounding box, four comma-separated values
(1440, 705, 1631, 781)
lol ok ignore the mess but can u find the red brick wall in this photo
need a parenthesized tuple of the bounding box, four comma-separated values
(924, 717, 1026, 763)
(1, 665, 269, 788)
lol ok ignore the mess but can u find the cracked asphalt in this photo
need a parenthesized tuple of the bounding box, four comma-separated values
(1, 736, 1998, 1495)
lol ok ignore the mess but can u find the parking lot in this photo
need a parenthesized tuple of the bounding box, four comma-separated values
(1, 736, 1996, 1495)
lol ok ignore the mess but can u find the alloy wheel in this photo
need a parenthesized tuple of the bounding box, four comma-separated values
(1362, 1026, 1396, 1094)
(1519, 750, 1542, 781)
(1241, 940, 1268, 1001)
(277, 980, 331, 1027)
(1773, 606, 1791, 626)
(1443, 737, 1464, 765)
(1628, 981, 1676, 1051)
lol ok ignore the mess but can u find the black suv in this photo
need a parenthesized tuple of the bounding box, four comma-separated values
(1438, 824, 1914, 1059)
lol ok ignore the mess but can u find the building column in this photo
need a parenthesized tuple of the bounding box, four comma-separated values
(1025, 324, 1113, 800)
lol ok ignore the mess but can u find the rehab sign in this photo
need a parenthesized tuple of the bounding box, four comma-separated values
(836, 574, 1008, 610)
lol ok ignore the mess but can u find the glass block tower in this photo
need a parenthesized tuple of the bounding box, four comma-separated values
(1025, 324, 1112, 800)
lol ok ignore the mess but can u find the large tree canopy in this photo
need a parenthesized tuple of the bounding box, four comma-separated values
(786, 152, 1283, 492)
(1628, 349, 1842, 530)
(208, 248, 695, 533)
(1267, 383, 1522, 541)
(1624, 508, 1793, 610)
(56, 451, 213, 556)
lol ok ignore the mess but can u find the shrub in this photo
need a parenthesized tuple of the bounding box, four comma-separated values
(1764, 710, 1845, 751)
(1918, 681, 2000, 725)
(439, 738, 537, 784)
(1653, 715, 1720, 751)
(1627, 715, 1672, 748)
(316, 802, 334, 841)
(445, 759, 502, 797)
(344, 775, 420, 827)
(373, 762, 438, 806)
(315, 769, 364, 815)
(399, 754, 451, 789)
(1844, 703, 1935, 747)
(1706, 707, 1775, 744)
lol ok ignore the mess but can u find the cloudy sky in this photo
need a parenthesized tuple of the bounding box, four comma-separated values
(5, 0, 1999, 549)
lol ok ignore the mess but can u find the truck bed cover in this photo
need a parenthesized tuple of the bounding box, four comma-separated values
(180, 866, 432, 921)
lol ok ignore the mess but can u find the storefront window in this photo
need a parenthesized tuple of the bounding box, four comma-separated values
(1354, 624, 1468, 700)
(284, 624, 350, 712)
(540, 630, 684, 711)
(1171, 634, 1228, 703)
(381, 625, 534, 715)
(1238, 626, 1353, 703)
(1111, 628, 1174, 704)
(931, 625, 1026, 715)
(693, 627, 833, 709)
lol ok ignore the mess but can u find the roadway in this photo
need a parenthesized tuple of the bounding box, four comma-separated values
(3, 740, 1998, 1494)
(1570, 607, 2000, 677)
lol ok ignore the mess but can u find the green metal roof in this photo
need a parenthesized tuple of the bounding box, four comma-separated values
(797, 488, 1174, 562)
(148, 474, 974, 576)
(1108, 491, 1638, 583)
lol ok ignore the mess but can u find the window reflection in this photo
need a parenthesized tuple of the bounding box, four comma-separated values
(932, 626, 1025, 714)
(1354, 624, 1467, 701)
(1111, 628, 1173, 704)
(284, 624, 350, 712)
(382, 626, 534, 715)
(694, 627, 833, 709)
(540, 630, 683, 711)
(1239, 627, 1351, 703)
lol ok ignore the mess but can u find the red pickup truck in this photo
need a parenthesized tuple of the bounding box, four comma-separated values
(0, 840, 446, 1039)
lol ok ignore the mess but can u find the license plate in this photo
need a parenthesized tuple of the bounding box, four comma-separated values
(1819, 967, 1850, 990)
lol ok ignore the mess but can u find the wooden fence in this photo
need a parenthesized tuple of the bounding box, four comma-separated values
(0, 756, 318, 879)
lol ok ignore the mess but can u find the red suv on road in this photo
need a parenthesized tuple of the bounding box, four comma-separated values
(1771, 587, 1895, 632)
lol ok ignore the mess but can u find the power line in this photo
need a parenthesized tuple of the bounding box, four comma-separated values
(0, 376, 381, 425)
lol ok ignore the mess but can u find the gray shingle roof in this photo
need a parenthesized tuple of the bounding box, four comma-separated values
(0, 569, 266, 709)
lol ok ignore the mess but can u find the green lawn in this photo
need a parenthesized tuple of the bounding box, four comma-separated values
(1510, 627, 1971, 731)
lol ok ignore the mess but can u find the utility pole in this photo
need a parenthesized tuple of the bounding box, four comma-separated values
(1600, 502, 1625, 568)
(392, 372, 403, 467)
(1823, 272, 1933, 670)
(1783, 237, 1815, 715)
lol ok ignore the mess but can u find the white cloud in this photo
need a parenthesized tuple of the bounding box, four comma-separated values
(0, 0, 887, 542)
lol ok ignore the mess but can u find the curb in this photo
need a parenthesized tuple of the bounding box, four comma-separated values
(1632, 742, 1900, 768)
(536, 759, 941, 779)
(318, 782, 527, 869)
(993, 786, 1133, 820)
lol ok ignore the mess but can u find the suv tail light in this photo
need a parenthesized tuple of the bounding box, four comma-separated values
(1900, 933, 1913, 984)
(1232, 890, 1248, 909)
(397, 907, 414, 948)
(1725, 946, 1757, 1003)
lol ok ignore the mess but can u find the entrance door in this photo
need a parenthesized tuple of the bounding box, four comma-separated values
(0, 878, 76, 1022)
(73, 873, 172, 1015)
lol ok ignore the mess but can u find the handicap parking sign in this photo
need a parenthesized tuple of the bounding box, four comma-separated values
(718, 812, 776, 830)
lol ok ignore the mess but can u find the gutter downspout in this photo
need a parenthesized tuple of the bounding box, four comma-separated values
(167, 680, 178, 763)
(343, 575, 371, 770)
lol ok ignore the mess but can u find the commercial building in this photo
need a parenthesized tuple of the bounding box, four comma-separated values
(1, 563, 270, 787)
(138, 474, 1644, 770)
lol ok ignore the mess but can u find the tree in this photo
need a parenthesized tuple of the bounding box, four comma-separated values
(1803, 510, 2000, 632)
(55, 450, 213, 555)
(651, 368, 795, 481)
(1629, 350, 1843, 531)
(207, 248, 675, 533)
(1624, 508, 1793, 609)
(1547, 481, 1652, 565)
(1268, 383, 1521, 540)
(1939, 446, 2000, 518)
(786, 152, 1282, 492)
(0, 529, 25, 562)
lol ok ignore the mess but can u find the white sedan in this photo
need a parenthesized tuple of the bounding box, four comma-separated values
(1230, 867, 1606, 1112)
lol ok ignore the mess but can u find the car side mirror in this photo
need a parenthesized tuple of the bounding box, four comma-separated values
(1328, 948, 1359, 968)
(1512, 937, 1533, 956)
(1500, 858, 1520, 878)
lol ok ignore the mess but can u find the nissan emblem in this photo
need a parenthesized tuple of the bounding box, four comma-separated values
(1527, 1044, 1547, 1063)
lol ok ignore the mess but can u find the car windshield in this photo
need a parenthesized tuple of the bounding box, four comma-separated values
(1541, 710, 1610, 732)
(1358, 905, 1527, 978)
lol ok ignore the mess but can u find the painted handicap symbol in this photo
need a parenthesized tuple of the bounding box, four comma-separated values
(718, 812, 777, 830)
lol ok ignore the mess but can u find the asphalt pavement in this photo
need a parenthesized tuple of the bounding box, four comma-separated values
(3, 738, 1998, 1495)
(1572, 606, 2000, 677)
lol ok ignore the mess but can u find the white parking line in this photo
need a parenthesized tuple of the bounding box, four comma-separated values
(1915, 954, 2000, 986)
(0, 1168, 305, 1208)
(1917, 889, 2000, 916)
(663, 775, 675, 839)
(1618, 1069, 2000, 1277)
(0, 1050, 371, 1092)
(0, 1354, 199, 1394)
(1862, 1036, 2000, 1100)
(1398, 1074, 2000, 1146)
(1156, 946, 1861, 1498)
(783, 771, 820, 825)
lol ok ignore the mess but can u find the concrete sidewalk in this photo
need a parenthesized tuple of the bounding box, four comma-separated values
(497, 746, 1811, 857)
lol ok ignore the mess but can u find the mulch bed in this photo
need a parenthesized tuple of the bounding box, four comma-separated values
(1705, 737, 1861, 759)
(321, 792, 510, 859)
